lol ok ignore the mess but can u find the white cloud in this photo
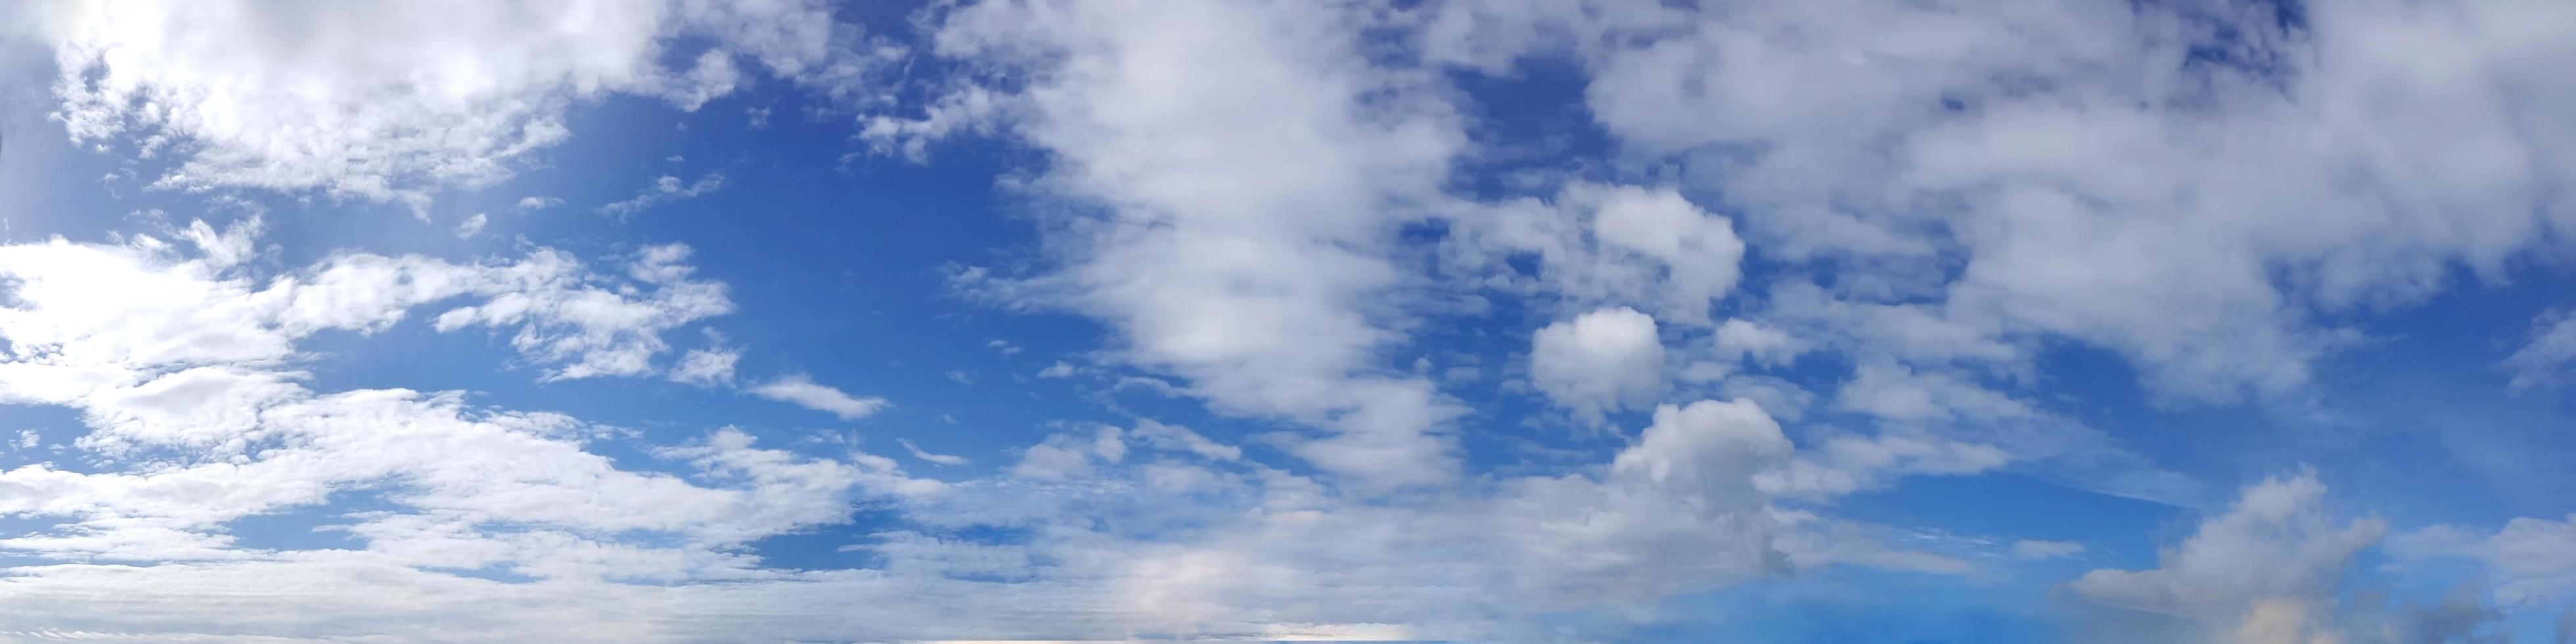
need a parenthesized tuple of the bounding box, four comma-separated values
(1035, 361, 1076, 379)
(1528, 306, 1664, 423)
(893, 0, 1466, 490)
(2013, 539, 2085, 560)
(1427, 0, 2576, 405)
(2069, 471, 2387, 642)
(897, 438, 967, 466)
(2391, 515, 2576, 607)
(514, 196, 562, 212)
(746, 374, 889, 420)
(1715, 318, 1803, 367)
(2504, 311, 2576, 392)
(669, 347, 739, 388)
(0, 220, 728, 393)
(453, 214, 487, 239)
(36, 0, 895, 208)
(1010, 426, 1125, 482)
(600, 173, 726, 218)
(1437, 183, 1746, 325)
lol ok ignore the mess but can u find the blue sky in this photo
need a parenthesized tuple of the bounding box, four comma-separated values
(0, 0, 2571, 641)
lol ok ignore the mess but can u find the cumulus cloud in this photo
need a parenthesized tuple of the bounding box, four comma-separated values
(36, 0, 895, 209)
(1529, 306, 1665, 423)
(890, 0, 1471, 490)
(747, 374, 890, 420)
(2069, 471, 2389, 642)
(2391, 514, 2576, 607)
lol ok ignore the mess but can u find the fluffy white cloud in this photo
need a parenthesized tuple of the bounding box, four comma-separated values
(1428, 0, 2576, 405)
(1528, 306, 1665, 423)
(2392, 514, 2576, 607)
(1437, 182, 1747, 325)
(0, 219, 729, 396)
(37, 0, 895, 208)
(667, 338, 740, 388)
(746, 374, 890, 420)
(896, 0, 1470, 490)
(2069, 472, 2388, 642)
(1715, 318, 1803, 367)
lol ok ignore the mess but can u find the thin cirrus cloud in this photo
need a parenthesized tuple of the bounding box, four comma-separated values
(1, 0, 2574, 641)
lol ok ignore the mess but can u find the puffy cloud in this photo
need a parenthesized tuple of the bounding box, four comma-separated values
(37, 0, 895, 208)
(1437, 182, 1747, 325)
(1715, 318, 1804, 367)
(2069, 471, 2388, 642)
(668, 344, 739, 388)
(1528, 306, 1664, 423)
(1428, 0, 2576, 405)
(746, 374, 890, 420)
(1010, 426, 1125, 481)
(892, 0, 1468, 490)
(0, 219, 729, 394)
(2391, 514, 2576, 607)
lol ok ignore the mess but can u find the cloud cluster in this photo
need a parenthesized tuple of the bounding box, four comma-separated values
(37, 0, 895, 208)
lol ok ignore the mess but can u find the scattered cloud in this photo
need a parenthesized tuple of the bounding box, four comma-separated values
(896, 438, 967, 466)
(1529, 306, 1664, 423)
(453, 213, 487, 239)
(600, 173, 727, 218)
(748, 374, 890, 420)
(35, 0, 895, 209)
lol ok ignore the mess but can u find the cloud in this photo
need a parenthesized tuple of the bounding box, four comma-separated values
(2391, 514, 2576, 607)
(2012, 540, 2085, 560)
(1714, 318, 1804, 367)
(2504, 310, 2576, 392)
(600, 173, 727, 218)
(1528, 306, 1664, 423)
(669, 347, 739, 388)
(2069, 471, 2387, 642)
(1430, 0, 2576, 405)
(1009, 426, 1125, 481)
(897, 438, 967, 466)
(515, 196, 563, 212)
(747, 374, 890, 420)
(1437, 182, 1747, 325)
(453, 213, 487, 239)
(0, 219, 728, 397)
(35, 0, 895, 209)
(1035, 361, 1076, 379)
(889, 0, 1468, 490)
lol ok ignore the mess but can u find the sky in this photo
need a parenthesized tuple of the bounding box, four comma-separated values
(0, 0, 2571, 642)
